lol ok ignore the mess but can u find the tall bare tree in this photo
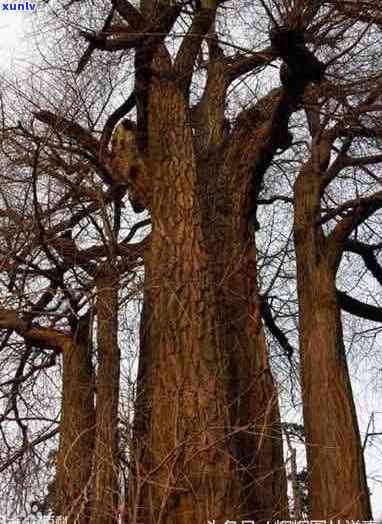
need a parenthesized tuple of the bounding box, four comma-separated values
(1, 0, 382, 522)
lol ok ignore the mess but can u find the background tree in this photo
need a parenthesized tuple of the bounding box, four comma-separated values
(0, 0, 382, 522)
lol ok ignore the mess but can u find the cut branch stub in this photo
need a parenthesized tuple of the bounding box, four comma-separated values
(110, 120, 151, 213)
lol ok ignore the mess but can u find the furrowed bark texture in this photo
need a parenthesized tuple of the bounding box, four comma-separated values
(293, 161, 372, 520)
(55, 322, 95, 522)
(128, 30, 290, 523)
(194, 59, 289, 521)
(90, 267, 120, 523)
(7, 1, 379, 521)
(90, 0, 300, 520)
(220, 107, 290, 524)
(132, 46, 241, 524)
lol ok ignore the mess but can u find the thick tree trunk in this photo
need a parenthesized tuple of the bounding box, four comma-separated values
(197, 154, 289, 522)
(129, 46, 241, 524)
(90, 267, 120, 524)
(128, 71, 289, 524)
(293, 163, 372, 519)
(127, 12, 289, 518)
(127, 294, 152, 524)
(192, 46, 289, 522)
(221, 239, 289, 523)
(126, 3, 289, 521)
(218, 128, 289, 523)
(55, 319, 95, 522)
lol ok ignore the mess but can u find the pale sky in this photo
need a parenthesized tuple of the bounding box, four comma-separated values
(0, 3, 382, 521)
(0, 9, 27, 67)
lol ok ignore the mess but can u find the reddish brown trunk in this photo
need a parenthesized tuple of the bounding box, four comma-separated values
(90, 267, 120, 524)
(204, 177, 288, 522)
(225, 243, 289, 523)
(195, 160, 288, 522)
(128, 47, 242, 524)
(193, 48, 289, 522)
(55, 321, 95, 522)
(127, 18, 289, 519)
(126, 2, 289, 520)
(293, 163, 372, 519)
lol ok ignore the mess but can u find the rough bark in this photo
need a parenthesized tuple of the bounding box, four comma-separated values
(191, 44, 289, 520)
(0, 308, 96, 521)
(216, 102, 290, 523)
(90, 267, 120, 524)
(67, 2, 318, 520)
(131, 46, 242, 524)
(195, 97, 289, 522)
(55, 316, 95, 522)
(127, 7, 290, 520)
(293, 160, 372, 520)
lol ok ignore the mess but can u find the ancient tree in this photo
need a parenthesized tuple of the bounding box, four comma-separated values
(0, 0, 382, 522)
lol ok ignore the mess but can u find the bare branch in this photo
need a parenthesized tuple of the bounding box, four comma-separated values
(174, 8, 216, 95)
(227, 48, 276, 83)
(260, 296, 295, 359)
(338, 291, 382, 323)
(76, 7, 115, 75)
(0, 309, 70, 352)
